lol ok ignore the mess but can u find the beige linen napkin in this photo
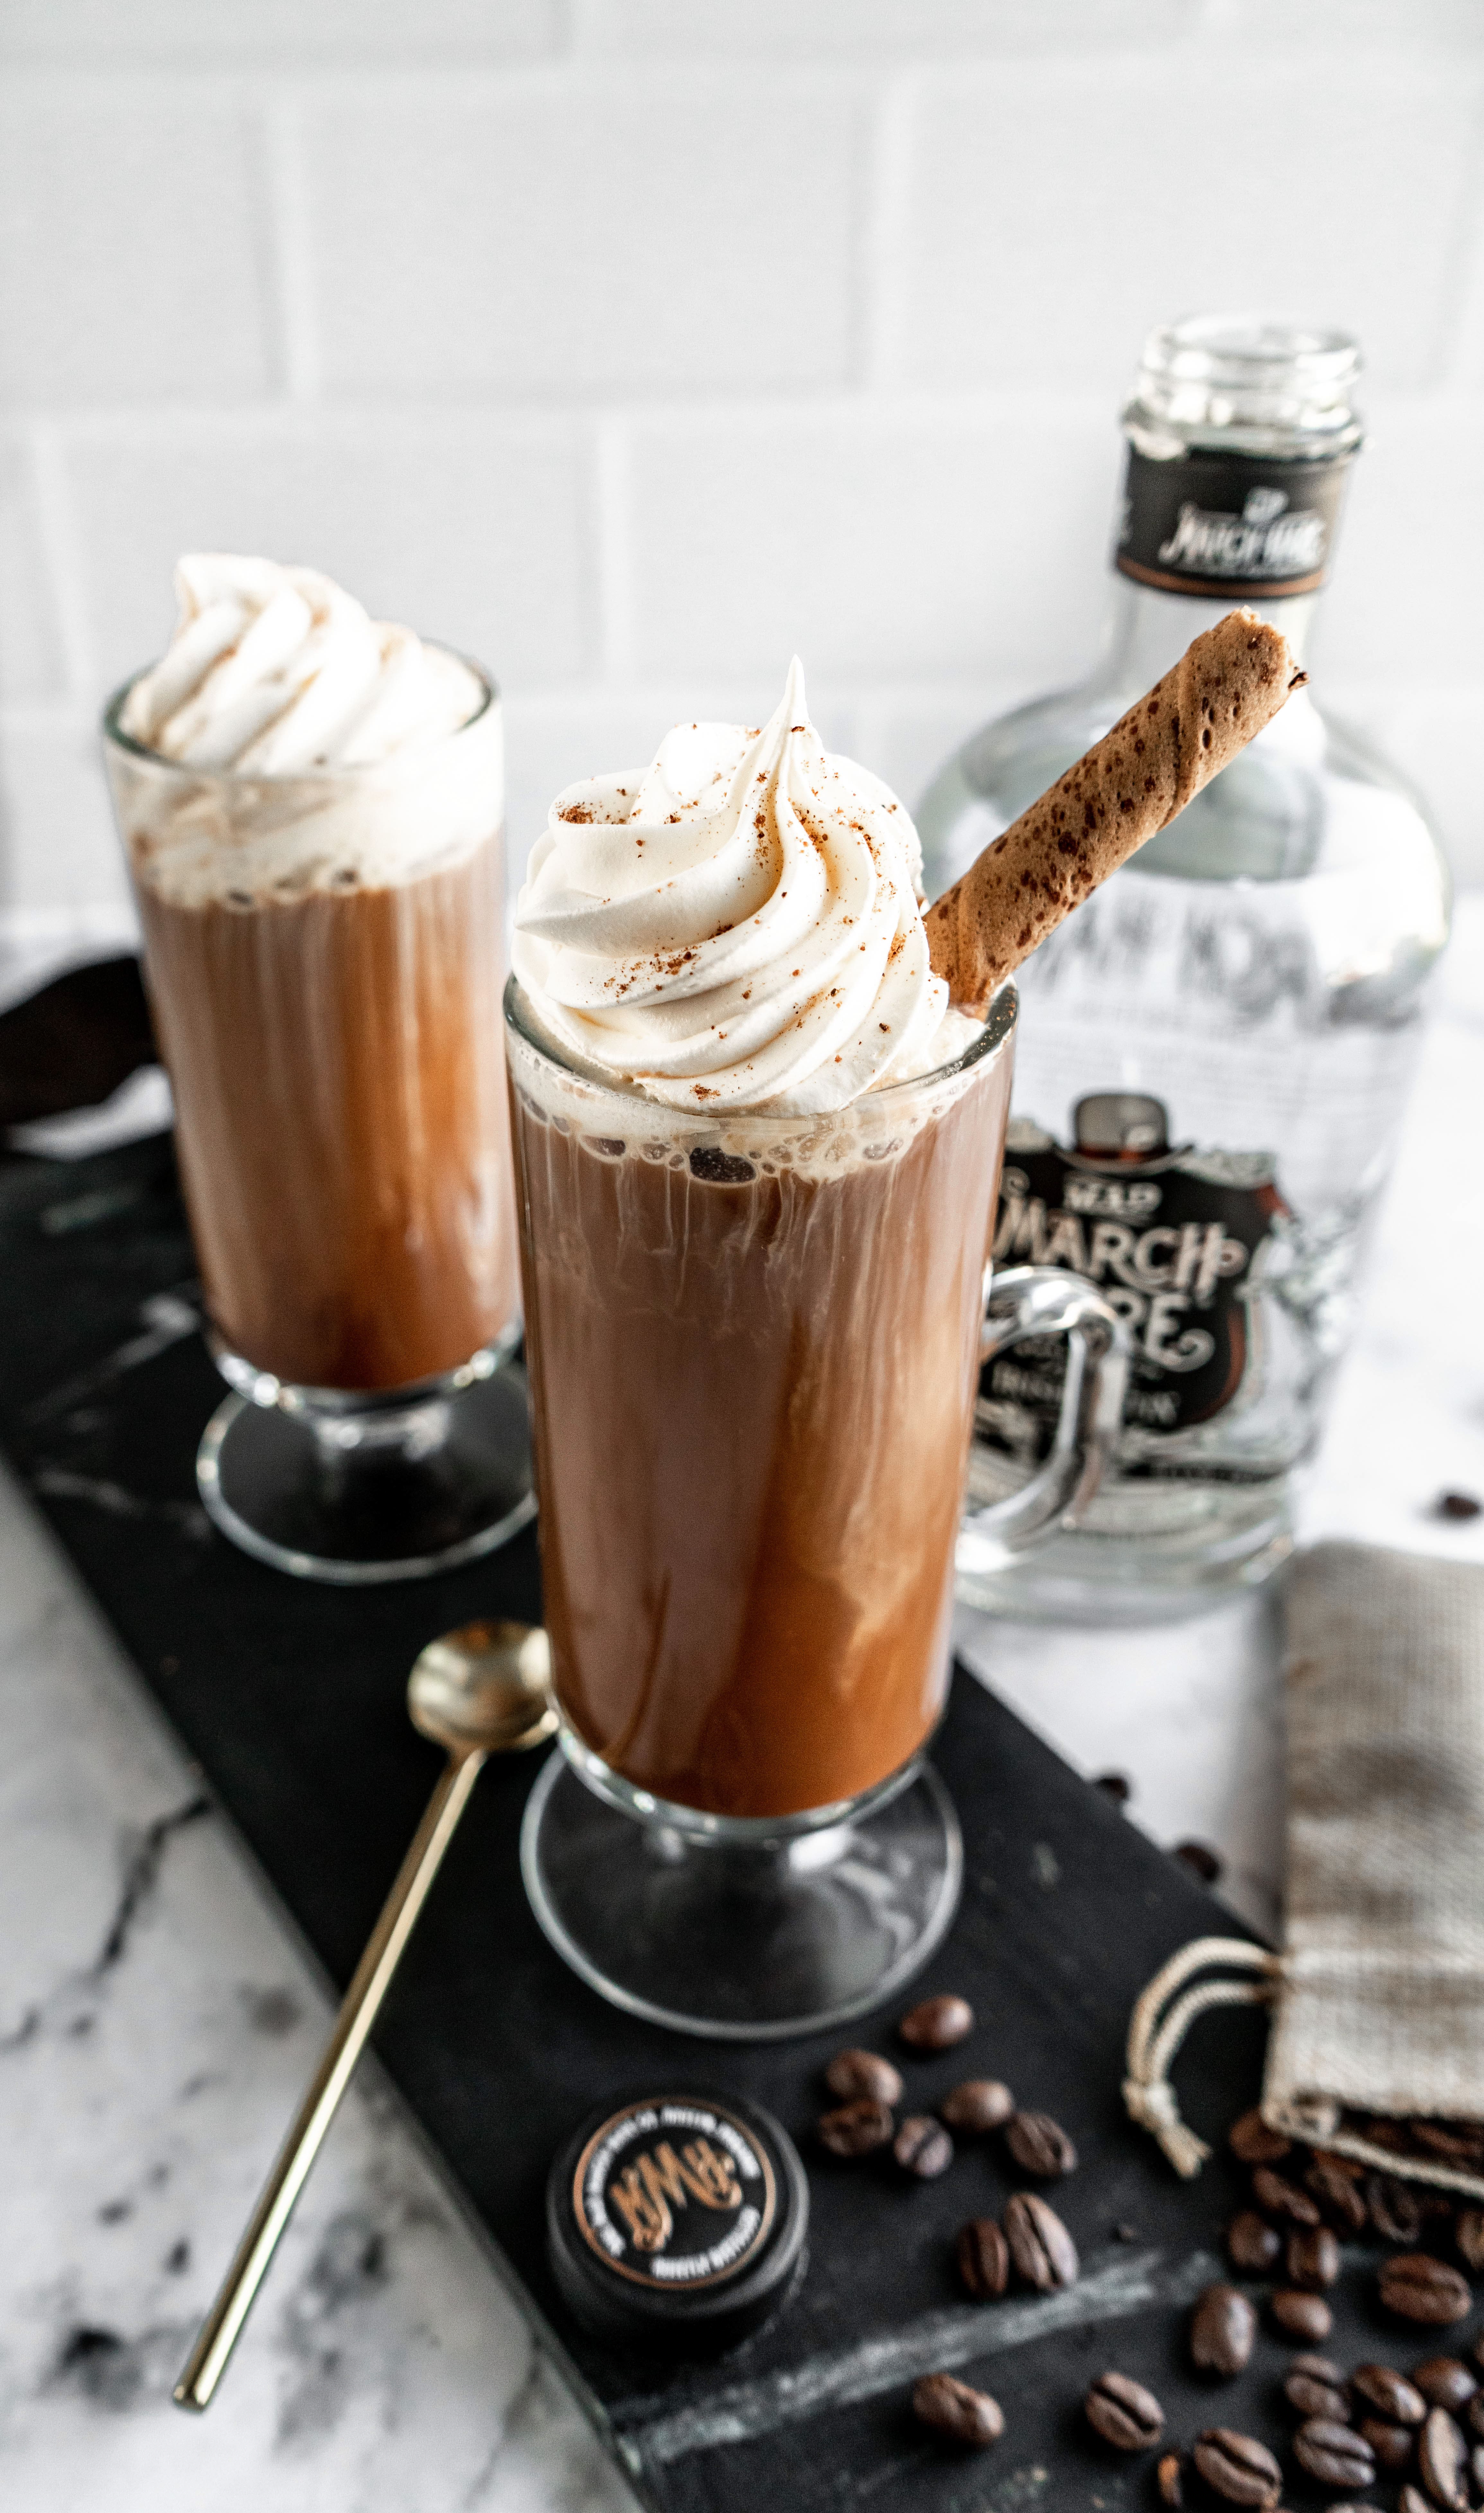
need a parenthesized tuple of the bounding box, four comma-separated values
(1125, 1541, 1484, 2198)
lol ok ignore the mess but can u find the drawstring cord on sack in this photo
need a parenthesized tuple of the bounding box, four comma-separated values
(1124, 1937, 1281, 2177)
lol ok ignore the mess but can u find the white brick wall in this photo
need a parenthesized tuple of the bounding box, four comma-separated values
(0, 0, 1480, 941)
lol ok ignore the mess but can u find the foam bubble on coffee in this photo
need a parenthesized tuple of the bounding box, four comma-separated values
(113, 555, 497, 910)
(513, 659, 978, 1115)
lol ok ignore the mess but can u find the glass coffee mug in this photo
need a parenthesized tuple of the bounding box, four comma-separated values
(506, 978, 1129, 2038)
(103, 667, 534, 1583)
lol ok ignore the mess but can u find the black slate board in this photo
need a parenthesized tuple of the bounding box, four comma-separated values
(1, 1129, 1401, 2513)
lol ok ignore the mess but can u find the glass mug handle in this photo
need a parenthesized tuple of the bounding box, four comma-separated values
(956, 1263, 1132, 1575)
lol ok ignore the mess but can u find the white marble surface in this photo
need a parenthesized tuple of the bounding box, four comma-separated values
(1, 904, 1481, 2509)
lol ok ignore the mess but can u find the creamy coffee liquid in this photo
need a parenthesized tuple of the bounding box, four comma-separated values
(109, 556, 518, 1390)
(508, 1020, 1010, 1817)
(508, 660, 1004, 1819)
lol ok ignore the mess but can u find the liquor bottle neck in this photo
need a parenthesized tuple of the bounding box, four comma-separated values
(1097, 573, 1321, 697)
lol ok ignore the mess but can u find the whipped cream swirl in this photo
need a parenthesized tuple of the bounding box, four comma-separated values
(119, 554, 480, 773)
(513, 664, 966, 1114)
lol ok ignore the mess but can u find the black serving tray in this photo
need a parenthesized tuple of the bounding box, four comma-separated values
(0, 1128, 1326, 2513)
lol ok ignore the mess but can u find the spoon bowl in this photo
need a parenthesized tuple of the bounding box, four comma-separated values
(408, 1619, 557, 1755)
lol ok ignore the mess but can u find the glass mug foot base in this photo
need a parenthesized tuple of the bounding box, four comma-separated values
(956, 1473, 1294, 1625)
(197, 1362, 536, 1585)
(520, 1748, 963, 2041)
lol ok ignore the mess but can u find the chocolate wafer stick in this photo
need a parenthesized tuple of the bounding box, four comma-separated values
(924, 608, 1306, 1015)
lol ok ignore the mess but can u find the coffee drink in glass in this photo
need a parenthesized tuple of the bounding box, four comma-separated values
(104, 555, 532, 1581)
(508, 662, 1125, 2034)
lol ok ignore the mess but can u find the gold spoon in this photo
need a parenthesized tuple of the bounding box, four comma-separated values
(173, 1619, 556, 2412)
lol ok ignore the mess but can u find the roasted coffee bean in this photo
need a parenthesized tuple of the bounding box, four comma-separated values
(894, 2115, 953, 2179)
(911, 2371, 1003, 2446)
(1307, 2156, 1370, 2234)
(1173, 1838, 1223, 1884)
(824, 2048, 903, 2107)
(939, 2079, 1013, 2134)
(1229, 2108, 1290, 2166)
(1093, 1770, 1131, 1804)
(899, 1995, 972, 2051)
(1352, 2363, 1427, 2426)
(1369, 2172, 1425, 2244)
(817, 2097, 894, 2157)
(1437, 1490, 1482, 1519)
(1003, 2110, 1077, 2178)
(1468, 2392, 1484, 2438)
(1083, 2369, 1164, 2451)
(1379, 2254, 1472, 2326)
(1227, 2209, 1281, 2273)
(1283, 2362, 1350, 2421)
(1189, 2282, 1256, 2377)
(1454, 2208, 1484, 2272)
(1359, 2414, 1416, 2471)
(1003, 2192, 1078, 2292)
(1414, 2358, 1478, 2413)
(1251, 2165, 1321, 2226)
(1402, 2487, 1435, 2513)
(1270, 2286, 1332, 2340)
(1191, 2426, 1282, 2506)
(1413, 2118, 1484, 2163)
(1155, 2448, 1186, 2505)
(1286, 2224, 1341, 2289)
(1472, 2443, 1484, 2495)
(956, 2216, 1009, 2301)
(1293, 2418, 1376, 2490)
(1418, 2404, 1469, 2507)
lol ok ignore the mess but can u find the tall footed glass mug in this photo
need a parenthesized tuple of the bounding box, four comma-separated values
(507, 666, 1127, 2038)
(103, 556, 533, 1581)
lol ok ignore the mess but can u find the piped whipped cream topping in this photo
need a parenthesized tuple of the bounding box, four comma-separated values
(119, 554, 480, 773)
(513, 661, 976, 1114)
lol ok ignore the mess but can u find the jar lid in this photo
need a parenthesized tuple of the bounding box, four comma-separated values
(546, 2088, 808, 2354)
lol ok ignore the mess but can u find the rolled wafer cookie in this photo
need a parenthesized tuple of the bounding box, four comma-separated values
(924, 608, 1306, 1015)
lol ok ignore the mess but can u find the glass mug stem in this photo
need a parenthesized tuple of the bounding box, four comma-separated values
(956, 1265, 1131, 1577)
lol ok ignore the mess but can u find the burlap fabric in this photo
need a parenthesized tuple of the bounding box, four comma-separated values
(1126, 1540, 1484, 2197)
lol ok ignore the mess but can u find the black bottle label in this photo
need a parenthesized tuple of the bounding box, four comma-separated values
(982, 1094, 1288, 1475)
(1116, 445, 1354, 599)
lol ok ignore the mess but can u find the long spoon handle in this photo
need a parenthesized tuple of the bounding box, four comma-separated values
(174, 1745, 486, 2411)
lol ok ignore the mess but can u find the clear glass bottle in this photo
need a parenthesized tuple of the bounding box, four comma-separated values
(917, 315, 1452, 1624)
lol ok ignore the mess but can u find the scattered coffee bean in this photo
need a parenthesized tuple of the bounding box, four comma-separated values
(1418, 2403, 1469, 2507)
(1173, 1838, 1223, 1884)
(1352, 2363, 1427, 2426)
(1191, 2426, 1282, 2506)
(1226, 2209, 1280, 2273)
(956, 2217, 1009, 2301)
(817, 2097, 895, 2157)
(1083, 2369, 1164, 2451)
(1251, 2165, 1321, 2227)
(1437, 1490, 1482, 1520)
(1379, 2253, 1472, 2326)
(1112, 2219, 1138, 2242)
(1229, 2108, 1290, 2166)
(1359, 2414, 1416, 2472)
(1293, 2417, 1376, 2491)
(1414, 2358, 1478, 2413)
(939, 2079, 1013, 2134)
(1190, 2282, 1256, 2377)
(1003, 2110, 1077, 2178)
(1455, 2208, 1484, 2273)
(1270, 2286, 1332, 2340)
(1003, 2191, 1078, 2292)
(1286, 2223, 1341, 2289)
(1155, 2448, 1186, 2505)
(1368, 2172, 1425, 2244)
(1283, 2361, 1350, 2421)
(1093, 1770, 1131, 1804)
(1412, 2118, 1484, 2164)
(911, 2371, 1003, 2446)
(1402, 2486, 1435, 2513)
(824, 2048, 903, 2108)
(1307, 2156, 1370, 2234)
(894, 2115, 953, 2179)
(898, 1994, 973, 2051)
(1468, 2392, 1484, 2439)
(1473, 2443, 1484, 2495)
